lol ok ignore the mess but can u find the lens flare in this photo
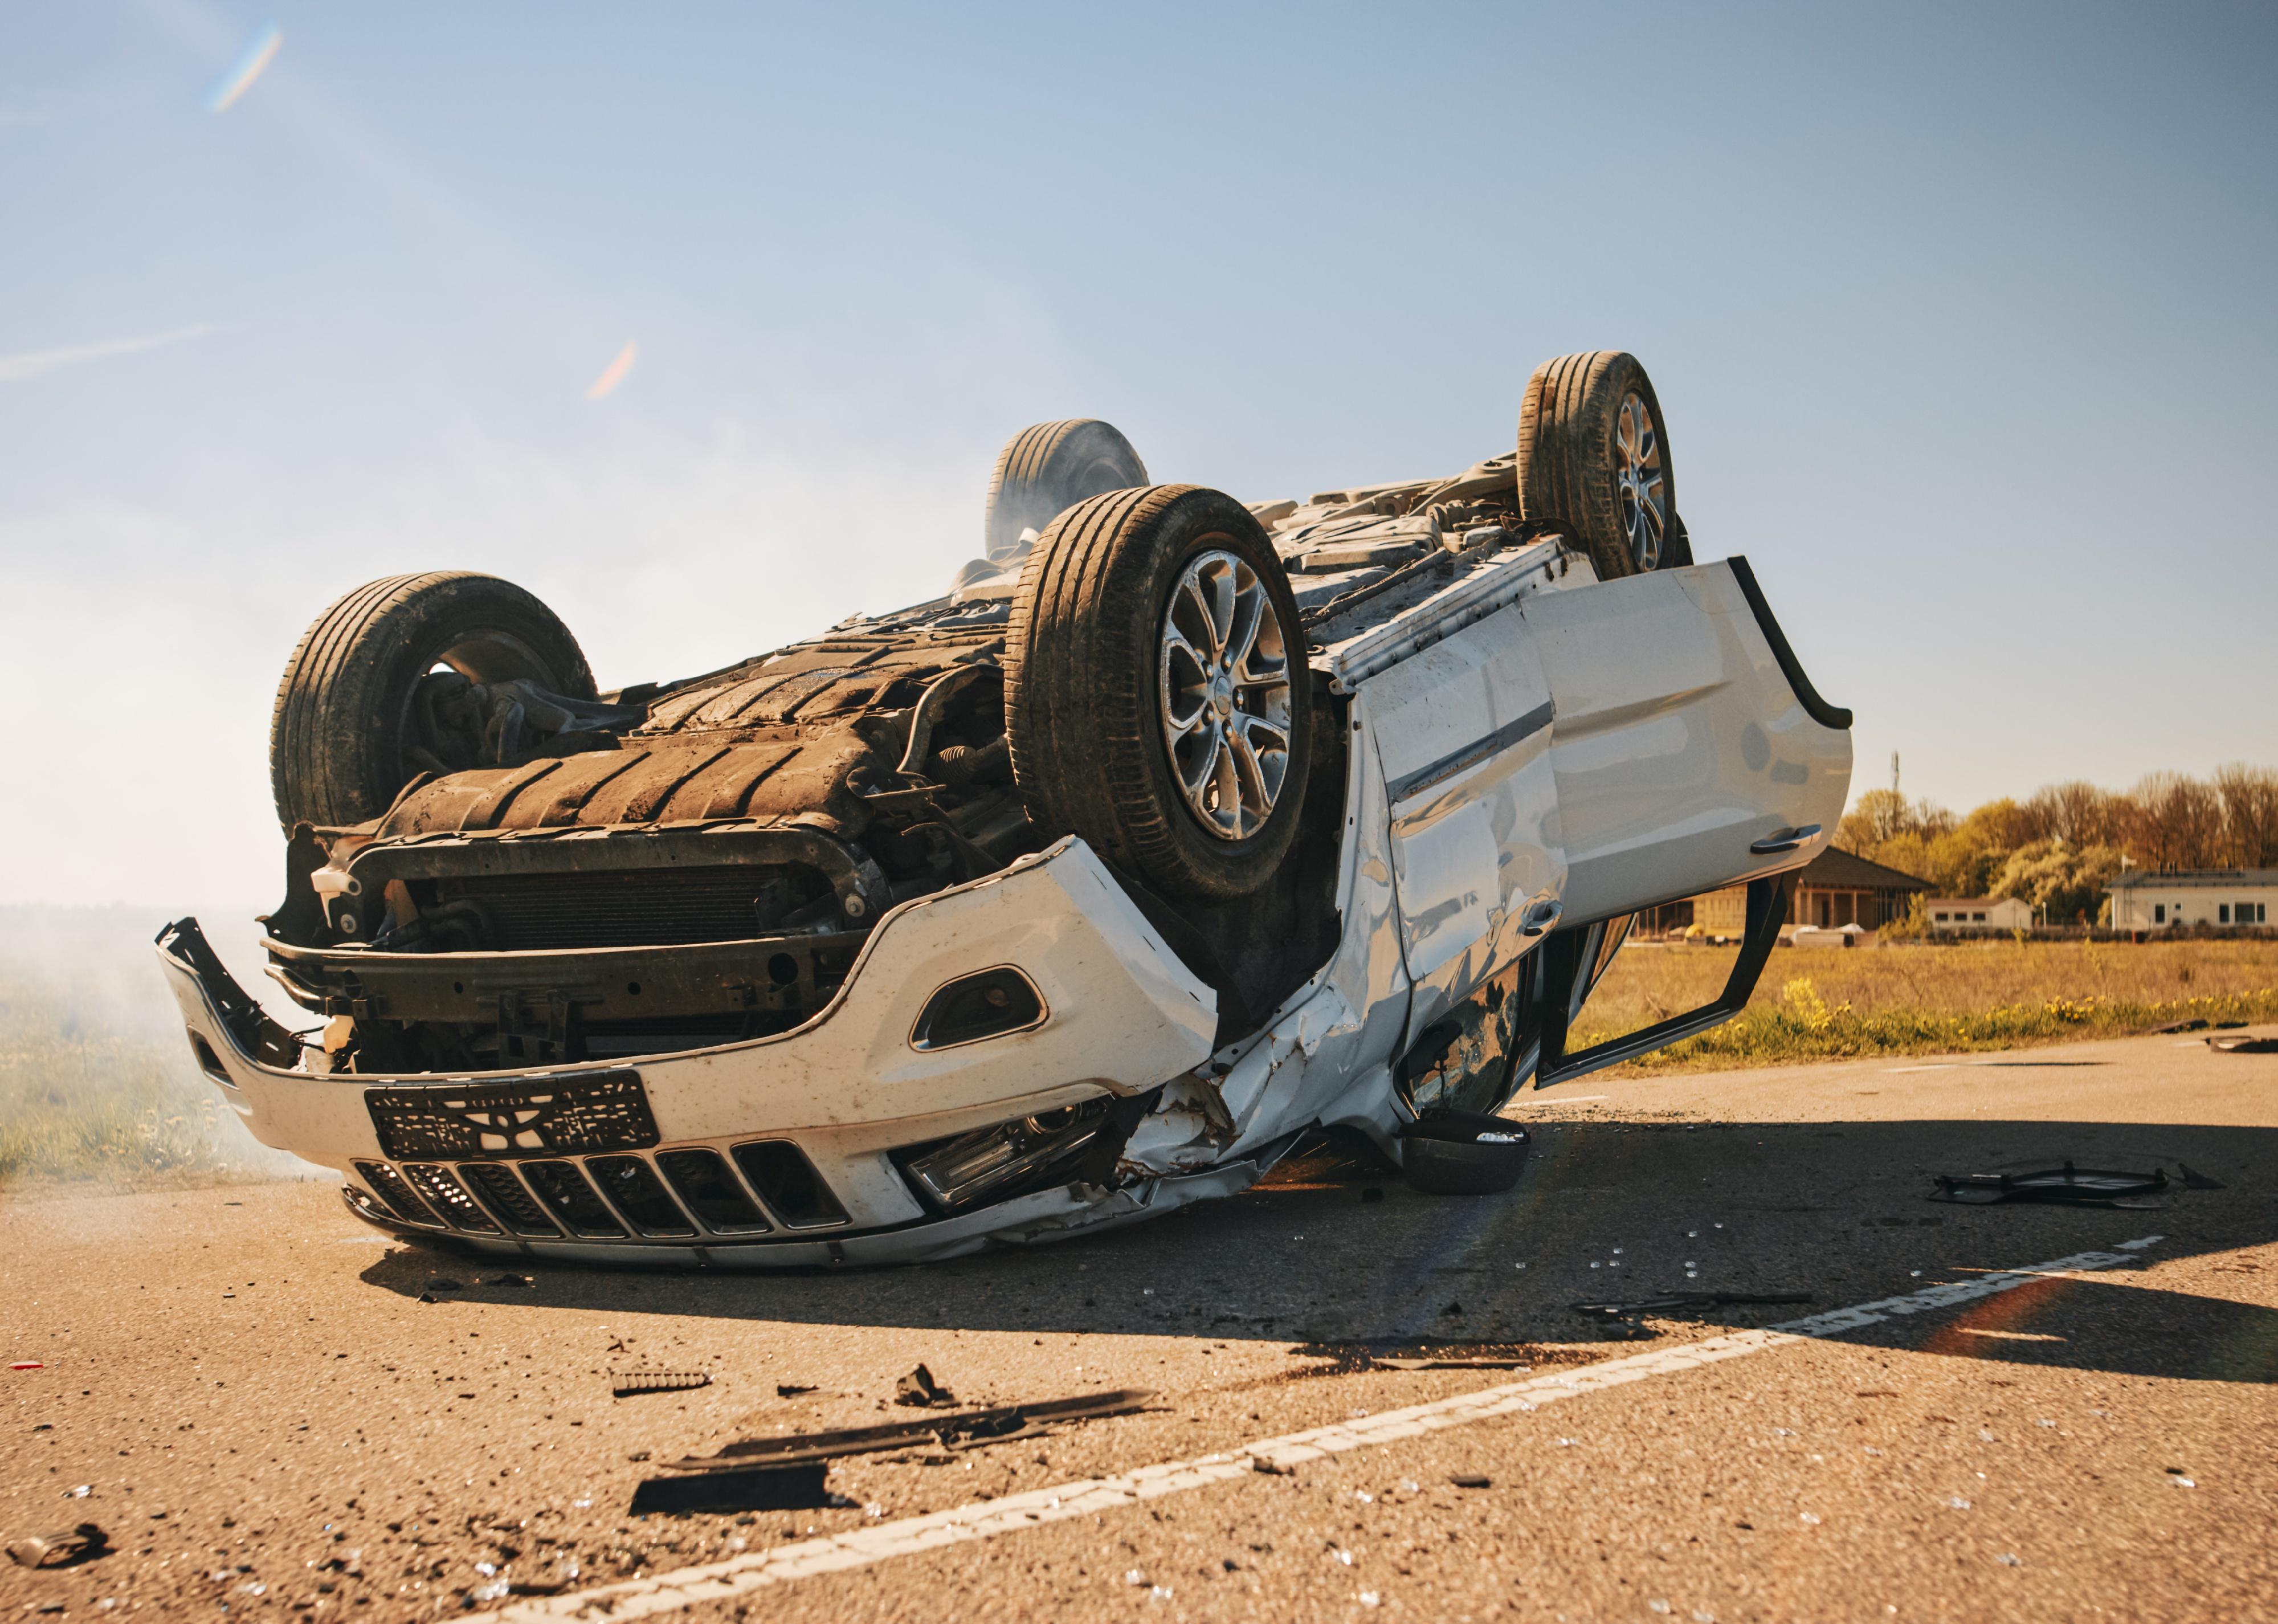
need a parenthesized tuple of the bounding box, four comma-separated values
(585, 341, 637, 400)
(205, 22, 282, 113)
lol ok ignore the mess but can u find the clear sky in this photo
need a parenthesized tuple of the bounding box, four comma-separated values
(2, 1, 2273, 911)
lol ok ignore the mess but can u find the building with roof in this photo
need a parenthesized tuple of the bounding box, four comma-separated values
(2106, 869, 2277, 931)
(1654, 846, 1932, 939)
(1925, 896, 2034, 933)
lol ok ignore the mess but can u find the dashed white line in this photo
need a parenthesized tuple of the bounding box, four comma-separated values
(470, 1237, 2162, 1623)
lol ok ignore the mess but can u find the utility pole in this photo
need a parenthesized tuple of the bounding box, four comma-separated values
(1891, 752, 1900, 797)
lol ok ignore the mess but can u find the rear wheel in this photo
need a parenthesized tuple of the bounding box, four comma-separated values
(1516, 350, 1675, 578)
(1003, 485, 1312, 900)
(269, 572, 595, 830)
(982, 419, 1149, 564)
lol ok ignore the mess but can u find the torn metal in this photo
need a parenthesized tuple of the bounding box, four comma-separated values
(157, 400, 1853, 1267)
(1929, 1165, 2169, 1207)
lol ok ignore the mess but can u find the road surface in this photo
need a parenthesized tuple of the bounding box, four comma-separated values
(5, 1028, 2274, 1621)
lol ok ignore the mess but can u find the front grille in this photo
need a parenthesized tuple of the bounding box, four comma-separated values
(429, 866, 830, 950)
(348, 1145, 848, 1244)
(458, 1163, 561, 1235)
(401, 1164, 501, 1232)
(587, 1155, 697, 1235)
(523, 1160, 625, 1236)
(733, 1140, 848, 1227)
(657, 1148, 770, 1232)
(354, 1160, 440, 1226)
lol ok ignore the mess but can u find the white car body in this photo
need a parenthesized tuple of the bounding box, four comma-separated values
(158, 535, 1850, 1266)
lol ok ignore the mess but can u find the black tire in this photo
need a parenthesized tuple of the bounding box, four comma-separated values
(269, 572, 595, 831)
(1003, 485, 1312, 901)
(1516, 351, 1676, 578)
(982, 419, 1149, 564)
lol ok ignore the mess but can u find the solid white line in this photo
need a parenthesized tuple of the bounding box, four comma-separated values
(469, 1238, 2161, 1623)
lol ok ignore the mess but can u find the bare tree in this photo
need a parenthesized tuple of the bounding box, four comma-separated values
(2214, 762, 2278, 867)
(2129, 773, 2226, 870)
(2023, 780, 2128, 847)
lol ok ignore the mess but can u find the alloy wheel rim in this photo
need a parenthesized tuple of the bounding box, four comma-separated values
(1158, 548, 1293, 840)
(1614, 391, 1667, 570)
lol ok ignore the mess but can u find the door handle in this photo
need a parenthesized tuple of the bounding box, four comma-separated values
(1749, 823, 1821, 855)
(1520, 897, 1563, 936)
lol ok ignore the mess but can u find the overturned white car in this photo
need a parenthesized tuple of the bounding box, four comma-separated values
(157, 350, 1852, 1265)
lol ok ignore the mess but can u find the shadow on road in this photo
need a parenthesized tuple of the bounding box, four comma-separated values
(356, 1115, 2273, 1384)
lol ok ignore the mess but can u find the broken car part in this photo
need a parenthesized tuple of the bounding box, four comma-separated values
(5, 1524, 109, 1569)
(1399, 1111, 1532, 1197)
(156, 351, 1853, 1268)
(666, 1388, 1157, 1474)
(611, 1370, 713, 1398)
(1929, 1164, 2169, 1207)
(2207, 1034, 2278, 1054)
(892, 1364, 956, 1408)
(1572, 1292, 1815, 1321)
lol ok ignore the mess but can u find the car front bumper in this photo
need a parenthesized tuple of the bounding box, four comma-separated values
(156, 839, 1230, 1266)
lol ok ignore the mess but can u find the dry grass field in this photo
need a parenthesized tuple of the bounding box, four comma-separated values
(1575, 937, 2278, 1073)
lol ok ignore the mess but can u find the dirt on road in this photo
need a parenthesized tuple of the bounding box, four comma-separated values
(5, 1030, 2275, 1622)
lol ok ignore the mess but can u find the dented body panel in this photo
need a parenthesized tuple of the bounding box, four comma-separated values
(161, 529, 1849, 1266)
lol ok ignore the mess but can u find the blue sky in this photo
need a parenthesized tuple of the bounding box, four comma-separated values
(2, 1, 2273, 908)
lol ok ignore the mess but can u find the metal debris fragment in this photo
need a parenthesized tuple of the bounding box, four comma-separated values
(667, 1388, 1156, 1475)
(6, 1523, 109, 1569)
(2207, 1034, 2278, 1054)
(893, 1364, 957, 1408)
(1929, 1164, 2167, 1207)
(611, 1370, 713, 1398)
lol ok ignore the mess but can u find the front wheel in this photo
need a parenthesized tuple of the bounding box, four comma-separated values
(1003, 485, 1312, 900)
(1516, 350, 1676, 578)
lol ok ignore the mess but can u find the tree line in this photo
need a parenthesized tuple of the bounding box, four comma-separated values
(1834, 764, 2278, 925)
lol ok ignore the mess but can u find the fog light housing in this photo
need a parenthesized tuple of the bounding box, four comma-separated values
(893, 1099, 1111, 1212)
(909, 966, 1044, 1051)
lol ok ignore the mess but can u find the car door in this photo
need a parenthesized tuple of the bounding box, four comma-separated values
(1359, 598, 1567, 1047)
(1515, 560, 1852, 925)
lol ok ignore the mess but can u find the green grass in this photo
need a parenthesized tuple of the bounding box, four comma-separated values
(0, 907, 304, 1191)
(1573, 939, 2278, 1074)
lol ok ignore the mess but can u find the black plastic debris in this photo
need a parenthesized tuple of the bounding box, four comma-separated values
(1573, 1291, 1812, 1322)
(6, 1523, 109, 1569)
(2207, 1034, 2278, 1054)
(893, 1364, 956, 1408)
(1367, 1354, 1533, 1372)
(629, 1464, 838, 1516)
(2178, 1163, 2228, 1190)
(1450, 1474, 1493, 1489)
(775, 1383, 818, 1399)
(485, 1274, 535, 1288)
(612, 1370, 713, 1398)
(1929, 1164, 2167, 1207)
(666, 1388, 1156, 1475)
(1401, 1111, 1531, 1197)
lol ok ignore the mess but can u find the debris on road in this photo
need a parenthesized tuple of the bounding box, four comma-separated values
(775, 1383, 818, 1398)
(664, 1388, 1156, 1476)
(2178, 1163, 2228, 1190)
(611, 1370, 713, 1398)
(6, 1523, 109, 1569)
(1450, 1474, 1493, 1488)
(9, 1361, 42, 1371)
(1367, 1354, 1534, 1372)
(2207, 1034, 2278, 1054)
(1400, 1113, 1532, 1197)
(628, 1464, 839, 1516)
(485, 1274, 535, 1288)
(1571, 1291, 1812, 1333)
(1929, 1164, 2167, 1207)
(894, 1364, 957, 1408)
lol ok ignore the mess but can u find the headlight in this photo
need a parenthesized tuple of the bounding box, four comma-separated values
(893, 1100, 1108, 1211)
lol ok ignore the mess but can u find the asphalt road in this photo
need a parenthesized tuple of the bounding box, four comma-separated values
(5, 1029, 2275, 1622)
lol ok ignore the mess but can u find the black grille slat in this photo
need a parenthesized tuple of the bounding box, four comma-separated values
(733, 1141, 848, 1228)
(522, 1161, 626, 1237)
(586, 1156, 697, 1235)
(401, 1164, 501, 1233)
(458, 1164, 561, 1235)
(353, 1160, 441, 1226)
(656, 1148, 771, 1233)
(431, 867, 827, 950)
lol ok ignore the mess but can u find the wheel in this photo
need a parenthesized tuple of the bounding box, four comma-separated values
(1516, 351, 1675, 578)
(982, 419, 1149, 565)
(1003, 484, 1312, 900)
(269, 572, 595, 830)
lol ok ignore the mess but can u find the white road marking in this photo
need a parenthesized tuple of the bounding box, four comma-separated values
(470, 1238, 2161, 1623)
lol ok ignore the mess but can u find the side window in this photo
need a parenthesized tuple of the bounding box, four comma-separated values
(1973, 912, 1986, 923)
(2154, 904, 2166, 923)
(2221, 904, 2232, 924)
